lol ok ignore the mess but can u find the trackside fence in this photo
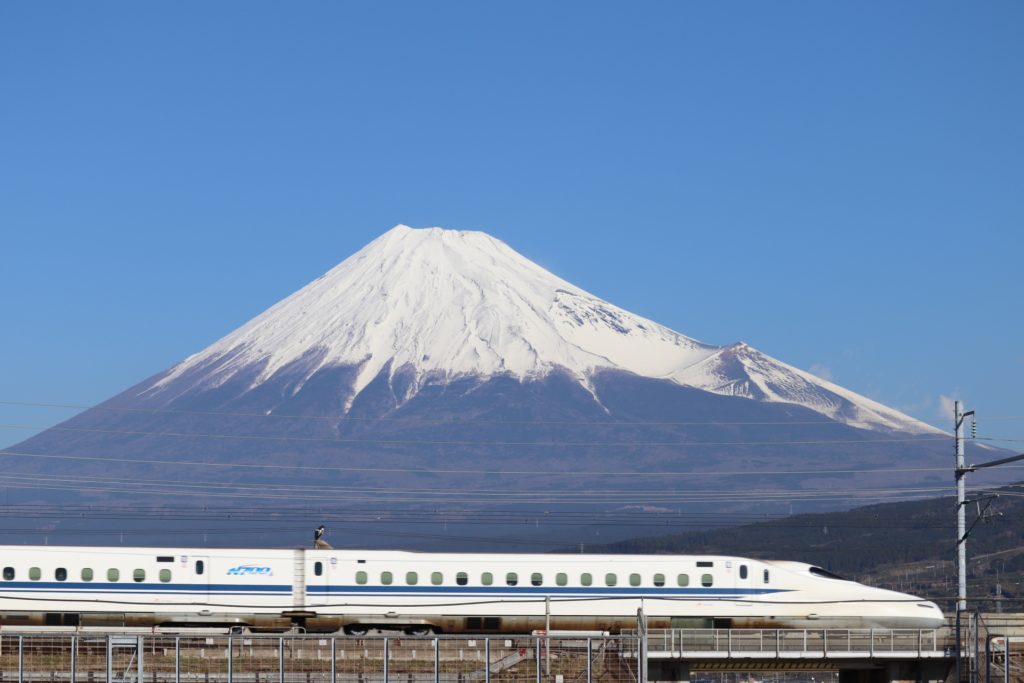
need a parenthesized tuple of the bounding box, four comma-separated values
(0, 634, 641, 683)
(627, 628, 948, 659)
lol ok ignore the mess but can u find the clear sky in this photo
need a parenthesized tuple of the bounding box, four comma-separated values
(1, 2, 1022, 448)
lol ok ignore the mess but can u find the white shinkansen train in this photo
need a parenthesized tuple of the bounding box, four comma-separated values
(0, 545, 944, 634)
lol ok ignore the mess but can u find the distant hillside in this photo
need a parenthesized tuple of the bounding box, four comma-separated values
(583, 483, 1024, 611)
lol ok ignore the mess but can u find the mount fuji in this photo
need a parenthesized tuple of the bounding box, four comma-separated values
(144, 225, 933, 435)
(8, 225, 981, 550)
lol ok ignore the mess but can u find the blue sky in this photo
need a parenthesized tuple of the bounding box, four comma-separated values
(1, 2, 1021, 448)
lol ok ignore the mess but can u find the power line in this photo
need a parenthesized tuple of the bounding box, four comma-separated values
(5, 447, 1013, 478)
(0, 422, 952, 447)
(0, 473, 967, 504)
(0, 399, 920, 427)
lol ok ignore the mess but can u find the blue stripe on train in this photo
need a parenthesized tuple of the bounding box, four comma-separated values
(0, 582, 290, 593)
(306, 586, 789, 596)
(0, 583, 788, 598)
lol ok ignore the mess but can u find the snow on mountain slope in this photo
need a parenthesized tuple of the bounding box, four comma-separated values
(147, 225, 938, 434)
(674, 342, 936, 433)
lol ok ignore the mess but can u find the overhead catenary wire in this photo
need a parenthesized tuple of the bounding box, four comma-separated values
(0, 398, 960, 427)
(0, 472, 982, 505)
(5, 447, 1020, 478)
(0, 422, 955, 447)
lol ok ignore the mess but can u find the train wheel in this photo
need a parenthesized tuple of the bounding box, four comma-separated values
(343, 624, 369, 636)
(404, 625, 435, 636)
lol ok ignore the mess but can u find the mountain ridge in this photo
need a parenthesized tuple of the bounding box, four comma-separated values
(140, 225, 937, 435)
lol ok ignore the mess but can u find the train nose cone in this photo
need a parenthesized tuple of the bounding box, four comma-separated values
(916, 601, 945, 629)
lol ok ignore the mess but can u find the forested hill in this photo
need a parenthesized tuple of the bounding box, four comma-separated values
(585, 483, 1024, 609)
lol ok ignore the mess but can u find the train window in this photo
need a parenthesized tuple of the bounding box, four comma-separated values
(481, 572, 493, 586)
(653, 573, 665, 587)
(506, 572, 518, 586)
(314, 562, 323, 577)
(629, 573, 641, 587)
(456, 572, 468, 586)
(405, 571, 418, 585)
(81, 568, 93, 582)
(107, 568, 120, 582)
(55, 568, 67, 582)
(133, 569, 146, 583)
(740, 565, 748, 579)
(29, 567, 41, 581)
(531, 573, 543, 586)
(381, 571, 393, 585)
(701, 574, 713, 587)
(677, 574, 689, 587)
(196, 561, 205, 576)
(580, 573, 592, 586)
(160, 569, 172, 583)
(2, 567, 13, 580)
(431, 572, 443, 585)
(556, 573, 568, 586)
(809, 567, 850, 581)
(605, 573, 617, 587)
(356, 571, 368, 585)
(764, 569, 770, 584)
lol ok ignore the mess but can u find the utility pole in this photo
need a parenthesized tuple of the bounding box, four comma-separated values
(955, 400, 974, 614)
(952, 401, 1024, 683)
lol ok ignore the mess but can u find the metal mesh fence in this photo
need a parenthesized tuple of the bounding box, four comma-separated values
(0, 630, 979, 683)
(0, 634, 643, 683)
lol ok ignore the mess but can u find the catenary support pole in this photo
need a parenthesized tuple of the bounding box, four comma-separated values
(957, 400, 968, 614)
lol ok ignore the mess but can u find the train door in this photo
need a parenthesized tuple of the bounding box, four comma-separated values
(190, 555, 209, 601)
(734, 561, 750, 592)
(308, 555, 329, 605)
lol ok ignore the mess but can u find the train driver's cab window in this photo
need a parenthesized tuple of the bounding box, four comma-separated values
(531, 572, 543, 586)
(481, 572, 493, 586)
(381, 571, 393, 585)
(556, 573, 568, 586)
(55, 568, 67, 581)
(2, 567, 13, 580)
(809, 567, 850, 581)
(456, 572, 468, 586)
(314, 562, 323, 577)
(133, 569, 146, 583)
(405, 571, 418, 585)
(29, 567, 41, 581)
(356, 571, 368, 585)
(629, 573, 641, 587)
(677, 574, 690, 587)
(195, 560, 205, 576)
(506, 572, 518, 586)
(580, 573, 592, 586)
(81, 568, 93, 582)
(605, 573, 617, 587)
(739, 565, 748, 579)
(653, 573, 665, 587)
(763, 569, 770, 584)
(107, 568, 120, 582)
(701, 574, 714, 587)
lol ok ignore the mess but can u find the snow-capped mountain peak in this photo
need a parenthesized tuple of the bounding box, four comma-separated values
(148, 225, 938, 435)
